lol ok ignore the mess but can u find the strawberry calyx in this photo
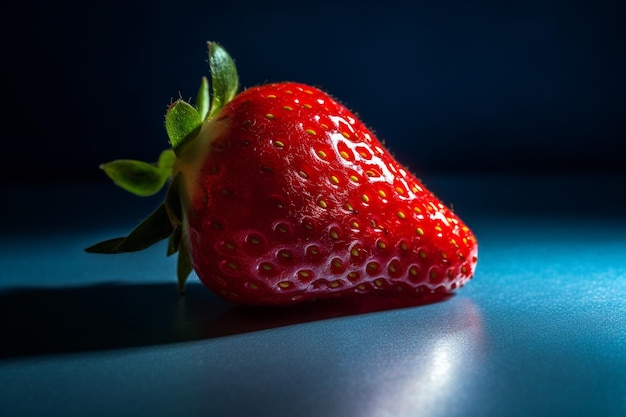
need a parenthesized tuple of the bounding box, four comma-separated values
(166, 42, 238, 156)
(98, 149, 176, 197)
(85, 42, 239, 292)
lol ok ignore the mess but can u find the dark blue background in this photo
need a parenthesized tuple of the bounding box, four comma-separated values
(2, 0, 624, 182)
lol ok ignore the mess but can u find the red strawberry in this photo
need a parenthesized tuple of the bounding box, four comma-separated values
(86, 42, 478, 307)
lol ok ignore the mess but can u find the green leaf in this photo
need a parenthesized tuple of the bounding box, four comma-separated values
(196, 76, 210, 120)
(164, 173, 183, 226)
(207, 42, 239, 119)
(177, 241, 193, 294)
(100, 150, 174, 197)
(165, 100, 202, 152)
(84, 237, 126, 253)
(85, 203, 174, 253)
(167, 226, 182, 256)
(102, 159, 167, 197)
(157, 149, 176, 177)
(115, 203, 174, 252)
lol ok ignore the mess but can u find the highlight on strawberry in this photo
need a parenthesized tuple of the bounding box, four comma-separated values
(86, 42, 478, 306)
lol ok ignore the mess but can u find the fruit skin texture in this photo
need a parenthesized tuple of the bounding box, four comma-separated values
(178, 82, 478, 305)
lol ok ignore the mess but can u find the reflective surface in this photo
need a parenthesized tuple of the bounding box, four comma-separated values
(1, 175, 625, 417)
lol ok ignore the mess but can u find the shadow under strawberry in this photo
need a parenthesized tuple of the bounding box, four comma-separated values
(0, 282, 450, 359)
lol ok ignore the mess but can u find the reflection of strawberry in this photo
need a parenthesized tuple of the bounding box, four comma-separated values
(87, 42, 478, 306)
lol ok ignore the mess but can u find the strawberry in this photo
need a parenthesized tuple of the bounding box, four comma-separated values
(86, 42, 478, 306)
